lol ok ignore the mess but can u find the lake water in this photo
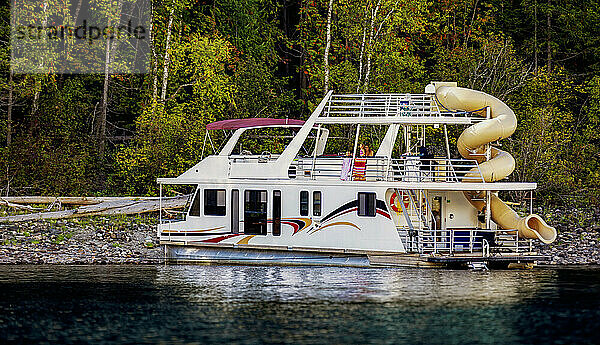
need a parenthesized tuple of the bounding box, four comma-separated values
(1, 265, 599, 344)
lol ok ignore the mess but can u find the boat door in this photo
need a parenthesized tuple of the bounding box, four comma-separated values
(431, 194, 444, 230)
(430, 192, 450, 250)
(231, 189, 240, 233)
(244, 190, 268, 235)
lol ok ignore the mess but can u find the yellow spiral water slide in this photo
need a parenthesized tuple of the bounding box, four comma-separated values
(434, 85, 557, 244)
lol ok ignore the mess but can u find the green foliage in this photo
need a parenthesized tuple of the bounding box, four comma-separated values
(0, 0, 596, 206)
(508, 69, 577, 201)
(112, 35, 237, 195)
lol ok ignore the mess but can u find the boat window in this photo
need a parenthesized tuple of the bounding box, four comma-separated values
(300, 191, 309, 216)
(358, 192, 376, 217)
(204, 189, 226, 216)
(313, 191, 321, 216)
(273, 190, 281, 236)
(244, 190, 267, 235)
(189, 188, 201, 217)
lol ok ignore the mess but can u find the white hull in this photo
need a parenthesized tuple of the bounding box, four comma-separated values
(164, 244, 545, 268)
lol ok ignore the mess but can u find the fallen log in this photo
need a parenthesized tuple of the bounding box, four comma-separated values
(0, 198, 44, 211)
(0, 195, 190, 223)
(1, 196, 161, 206)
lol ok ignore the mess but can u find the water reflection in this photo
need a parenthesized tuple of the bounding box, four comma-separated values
(157, 265, 558, 305)
(0, 265, 599, 344)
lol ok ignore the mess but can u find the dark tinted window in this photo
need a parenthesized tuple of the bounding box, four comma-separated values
(300, 191, 309, 216)
(358, 192, 376, 217)
(313, 191, 321, 216)
(204, 189, 226, 216)
(189, 189, 201, 217)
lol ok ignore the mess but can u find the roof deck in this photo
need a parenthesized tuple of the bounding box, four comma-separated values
(316, 93, 486, 125)
(158, 88, 533, 190)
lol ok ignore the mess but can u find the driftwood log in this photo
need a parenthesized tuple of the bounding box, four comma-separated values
(1, 196, 161, 206)
(0, 195, 190, 223)
(0, 198, 43, 211)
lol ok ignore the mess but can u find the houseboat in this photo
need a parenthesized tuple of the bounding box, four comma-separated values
(156, 82, 557, 268)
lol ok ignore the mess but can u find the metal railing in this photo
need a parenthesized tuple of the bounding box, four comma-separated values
(288, 156, 484, 183)
(397, 227, 535, 255)
(321, 93, 486, 120)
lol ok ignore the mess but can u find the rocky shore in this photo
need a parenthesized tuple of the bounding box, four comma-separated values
(0, 206, 598, 265)
(0, 216, 162, 264)
(533, 207, 600, 265)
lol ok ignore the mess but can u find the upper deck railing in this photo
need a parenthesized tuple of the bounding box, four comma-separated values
(287, 156, 485, 183)
(314, 93, 485, 125)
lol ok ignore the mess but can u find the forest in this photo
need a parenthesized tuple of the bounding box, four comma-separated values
(0, 0, 598, 205)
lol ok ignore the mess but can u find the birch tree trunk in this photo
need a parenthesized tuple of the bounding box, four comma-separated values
(363, 0, 381, 93)
(7, 69, 13, 146)
(323, 0, 334, 94)
(465, 0, 479, 48)
(96, 44, 111, 154)
(356, 26, 367, 93)
(149, 0, 158, 102)
(28, 0, 48, 136)
(29, 81, 41, 136)
(160, 8, 175, 102)
(96, 0, 124, 155)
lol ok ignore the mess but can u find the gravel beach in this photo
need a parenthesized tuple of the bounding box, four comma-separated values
(0, 206, 598, 265)
(533, 207, 600, 265)
(0, 216, 162, 264)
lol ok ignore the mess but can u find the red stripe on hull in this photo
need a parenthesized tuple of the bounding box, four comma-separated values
(201, 234, 242, 243)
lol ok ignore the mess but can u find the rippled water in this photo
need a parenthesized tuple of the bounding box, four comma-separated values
(1, 265, 599, 344)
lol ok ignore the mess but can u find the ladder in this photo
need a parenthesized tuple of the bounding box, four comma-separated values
(395, 189, 439, 253)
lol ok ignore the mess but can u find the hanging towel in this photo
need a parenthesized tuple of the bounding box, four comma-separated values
(352, 158, 367, 181)
(340, 157, 353, 180)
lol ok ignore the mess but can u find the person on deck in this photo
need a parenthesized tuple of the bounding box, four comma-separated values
(364, 145, 374, 157)
(353, 144, 369, 181)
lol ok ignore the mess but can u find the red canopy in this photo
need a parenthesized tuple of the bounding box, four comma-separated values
(206, 118, 306, 130)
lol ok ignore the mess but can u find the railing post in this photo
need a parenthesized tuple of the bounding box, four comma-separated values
(470, 230, 474, 253)
(159, 183, 163, 243)
(530, 190, 533, 215)
(482, 239, 489, 257)
(529, 239, 532, 253)
(486, 191, 492, 230)
(311, 125, 322, 180)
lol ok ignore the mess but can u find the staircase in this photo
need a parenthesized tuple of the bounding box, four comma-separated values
(395, 189, 441, 253)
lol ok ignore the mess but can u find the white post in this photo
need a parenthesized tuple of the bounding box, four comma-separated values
(311, 125, 322, 179)
(530, 190, 533, 215)
(485, 106, 492, 230)
(159, 183, 164, 244)
(350, 124, 361, 179)
(443, 125, 451, 160)
(486, 191, 492, 230)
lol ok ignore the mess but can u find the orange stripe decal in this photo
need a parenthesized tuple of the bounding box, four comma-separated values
(237, 235, 255, 245)
(310, 221, 360, 234)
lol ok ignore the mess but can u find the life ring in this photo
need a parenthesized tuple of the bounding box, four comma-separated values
(389, 191, 410, 213)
